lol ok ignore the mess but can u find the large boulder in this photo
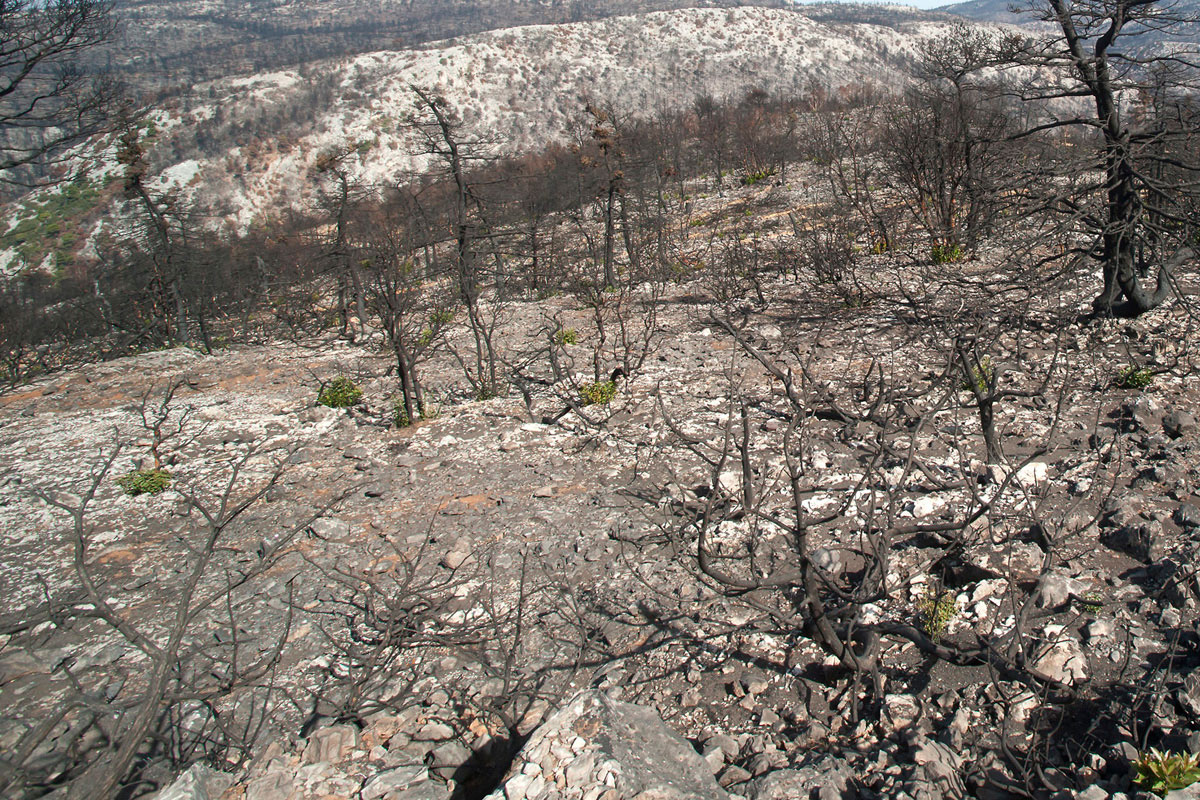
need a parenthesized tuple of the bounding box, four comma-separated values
(486, 689, 729, 800)
(155, 764, 235, 800)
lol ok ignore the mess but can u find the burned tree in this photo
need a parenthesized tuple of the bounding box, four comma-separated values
(1002, 0, 1200, 315)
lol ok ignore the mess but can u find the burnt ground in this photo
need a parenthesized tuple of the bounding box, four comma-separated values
(3, 195, 1200, 799)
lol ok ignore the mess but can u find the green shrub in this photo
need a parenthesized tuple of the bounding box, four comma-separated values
(580, 379, 617, 406)
(1078, 591, 1103, 614)
(959, 356, 994, 394)
(1114, 365, 1154, 390)
(1135, 749, 1200, 796)
(930, 242, 965, 264)
(741, 167, 776, 186)
(554, 327, 578, 346)
(392, 397, 412, 428)
(475, 384, 502, 401)
(918, 586, 957, 641)
(117, 468, 172, 496)
(318, 377, 363, 408)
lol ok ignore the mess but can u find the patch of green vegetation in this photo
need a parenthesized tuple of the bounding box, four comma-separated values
(392, 397, 412, 428)
(918, 586, 957, 642)
(741, 167, 777, 186)
(1, 177, 105, 271)
(554, 327, 578, 346)
(930, 242, 965, 265)
(475, 384, 502, 401)
(580, 379, 617, 406)
(1135, 749, 1200, 796)
(318, 376, 363, 408)
(959, 356, 994, 394)
(1077, 591, 1103, 614)
(117, 468, 172, 496)
(1114, 365, 1154, 390)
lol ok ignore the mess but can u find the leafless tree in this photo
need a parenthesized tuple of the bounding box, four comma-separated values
(0, 394, 343, 799)
(0, 0, 117, 186)
(1000, 0, 1200, 315)
(408, 85, 507, 398)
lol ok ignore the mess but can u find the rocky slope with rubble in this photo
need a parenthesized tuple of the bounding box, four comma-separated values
(3, 203, 1200, 800)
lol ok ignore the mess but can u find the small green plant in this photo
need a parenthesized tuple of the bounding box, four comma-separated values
(741, 167, 777, 186)
(475, 384, 502, 401)
(117, 468, 172, 496)
(318, 377, 363, 408)
(392, 397, 412, 428)
(930, 242, 965, 264)
(554, 327, 578, 346)
(1114, 365, 1154, 390)
(580, 379, 617, 406)
(1134, 749, 1200, 796)
(959, 356, 994, 394)
(918, 586, 957, 641)
(1077, 591, 1104, 614)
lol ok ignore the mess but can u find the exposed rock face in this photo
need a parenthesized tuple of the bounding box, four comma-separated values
(155, 764, 235, 800)
(485, 689, 729, 800)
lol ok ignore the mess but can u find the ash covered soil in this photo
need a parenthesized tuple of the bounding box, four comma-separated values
(2, 248, 1200, 799)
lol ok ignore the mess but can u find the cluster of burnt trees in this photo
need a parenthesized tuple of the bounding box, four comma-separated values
(3, 0, 1200, 391)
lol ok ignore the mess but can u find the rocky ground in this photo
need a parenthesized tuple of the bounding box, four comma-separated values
(3, 207, 1200, 799)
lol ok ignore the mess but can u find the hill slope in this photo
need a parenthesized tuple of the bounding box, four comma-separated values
(131, 5, 983, 228)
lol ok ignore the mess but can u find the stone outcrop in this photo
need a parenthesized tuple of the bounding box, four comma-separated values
(485, 689, 729, 800)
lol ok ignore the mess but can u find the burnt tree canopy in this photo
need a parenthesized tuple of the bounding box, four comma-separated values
(0, 0, 116, 186)
(1003, 0, 1200, 316)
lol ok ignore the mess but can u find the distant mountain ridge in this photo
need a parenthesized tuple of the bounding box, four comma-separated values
(111, 0, 970, 90)
(121, 4, 983, 227)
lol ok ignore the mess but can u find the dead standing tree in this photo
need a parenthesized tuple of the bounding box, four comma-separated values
(1000, 0, 1200, 316)
(313, 143, 371, 342)
(407, 86, 506, 399)
(1, 386, 343, 799)
(654, 315, 1085, 732)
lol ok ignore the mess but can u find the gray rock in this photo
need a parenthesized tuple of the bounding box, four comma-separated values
(1103, 519, 1164, 563)
(1085, 619, 1115, 643)
(361, 766, 433, 800)
(156, 764, 235, 800)
(1176, 503, 1200, 529)
(309, 517, 352, 539)
(1129, 397, 1164, 432)
(748, 755, 855, 800)
(429, 740, 471, 780)
(302, 724, 359, 764)
(1074, 786, 1111, 800)
(1165, 783, 1200, 800)
(912, 737, 965, 800)
(1164, 411, 1200, 439)
(414, 721, 456, 742)
(704, 733, 741, 761)
(1178, 671, 1200, 719)
(1160, 547, 1200, 607)
(1036, 573, 1085, 609)
(1032, 635, 1088, 685)
(487, 689, 729, 800)
(245, 764, 296, 800)
(883, 694, 920, 731)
